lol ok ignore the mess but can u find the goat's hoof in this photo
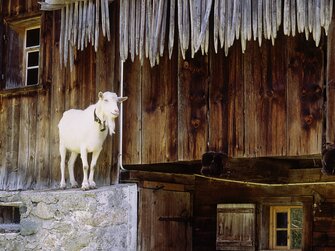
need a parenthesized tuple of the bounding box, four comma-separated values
(71, 181, 79, 188)
(60, 182, 66, 190)
(81, 185, 90, 191)
(89, 181, 96, 189)
(81, 182, 90, 190)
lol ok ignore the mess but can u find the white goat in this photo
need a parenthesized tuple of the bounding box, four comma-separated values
(58, 91, 127, 190)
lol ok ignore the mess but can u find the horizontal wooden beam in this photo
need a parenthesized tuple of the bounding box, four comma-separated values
(120, 170, 195, 185)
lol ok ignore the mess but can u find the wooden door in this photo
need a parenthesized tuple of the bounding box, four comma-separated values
(138, 183, 192, 251)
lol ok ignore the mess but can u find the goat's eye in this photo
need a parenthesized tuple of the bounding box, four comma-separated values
(104, 99, 108, 102)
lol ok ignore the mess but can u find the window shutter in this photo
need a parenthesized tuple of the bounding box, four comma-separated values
(217, 204, 256, 251)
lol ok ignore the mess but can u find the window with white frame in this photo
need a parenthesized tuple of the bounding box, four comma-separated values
(25, 27, 40, 86)
(1, 16, 40, 89)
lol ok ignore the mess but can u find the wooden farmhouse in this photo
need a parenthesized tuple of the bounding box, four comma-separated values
(2, 0, 335, 250)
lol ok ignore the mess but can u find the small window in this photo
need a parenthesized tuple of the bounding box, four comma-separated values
(25, 27, 40, 86)
(270, 206, 303, 250)
(1, 16, 40, 89)
(0, 205, 21, 233)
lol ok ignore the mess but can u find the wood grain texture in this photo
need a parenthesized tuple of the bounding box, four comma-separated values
(138, 188, 192, 251)
(208, 44, 229, 153)
(227, 44, 245, 157)
(178, 52, 209, 161)
(244, 37, 287, 157)
(193, 175, 334, 251)
(123, 58, 142, 165)
(0, 1, 330, 191)
(287, 34, 323, 156)
(327, 15, 335, 145)
(142, 52, 178, 164)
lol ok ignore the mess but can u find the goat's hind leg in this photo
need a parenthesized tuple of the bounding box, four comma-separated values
(59, 143, 67, 189)
(68, 152, 79, 188)
(80, 147, 90, 190)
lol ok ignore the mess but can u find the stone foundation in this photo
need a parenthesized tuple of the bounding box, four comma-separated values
(0, 184, 137, 251)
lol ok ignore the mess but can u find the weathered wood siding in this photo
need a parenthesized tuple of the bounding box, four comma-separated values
(123, 30, 324, 163)
(0, 0, 332, 190)
(193, 172, 335, 251)
(0, 1, 120, 190)
(138, 185, 192, 251)
(327, 13, 335, 146)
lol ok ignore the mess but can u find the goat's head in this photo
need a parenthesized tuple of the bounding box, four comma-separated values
(97, 91, 128, 133)
(98, 91, 128, 118)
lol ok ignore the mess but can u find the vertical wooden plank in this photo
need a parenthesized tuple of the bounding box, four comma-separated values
(142, 52, 178, 164)
(227, 44, 245, 157)
(244, 36, 287, 157)
(123, 59, 142, 165)
(35, 90, 51, 189)
(26, 0, 32, 13)
(303, 202, 313, 251)
(268, 34, 288, 156)
(138, 187, 153, 250)
(49, 10, 66, 188)
(41, 12, 54, 86)
(18, 0, 25, 15)
(243, 40, 264, 157)
(326, 15, 335, 145)
(178, 52, 209, 161)
(17, 97, 29, 190)
(0, 6, 3, 89)
(0, 97, 8, 189)
(208, 45, 229, 153)
(287, 34, 323, 156)
(7, 97, 20, 190)
(27, 96, 37, 189)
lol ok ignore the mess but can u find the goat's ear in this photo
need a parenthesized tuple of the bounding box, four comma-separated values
(98, 91, 104, 100)
(118, 96, 128, 103)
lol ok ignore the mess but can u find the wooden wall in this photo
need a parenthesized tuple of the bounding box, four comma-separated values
(193, 171, 335, 251)
(123, 30, 325, 165)
(0, 0, 333, 190)
(0, 0, 120, 190)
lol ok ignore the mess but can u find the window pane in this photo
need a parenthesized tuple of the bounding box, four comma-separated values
(26, 68, 38, 86)
(26, 28, 40, 47)
(276, 212, 288, 228)
(291, 208, 303, 228)
(27, 51, 39, 67)
(276, 230, 288, 246)
(291, 229, 302, 249)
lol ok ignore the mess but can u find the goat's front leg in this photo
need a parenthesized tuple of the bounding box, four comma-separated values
(89, 148, 102, 189)
(80, 147, 90, 190)
(59, 143, 67, 189)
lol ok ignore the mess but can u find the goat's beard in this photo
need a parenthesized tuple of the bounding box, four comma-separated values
(106, 119, 116, 135)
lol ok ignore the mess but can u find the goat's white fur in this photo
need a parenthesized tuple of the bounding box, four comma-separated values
(58, 91, 127, 190)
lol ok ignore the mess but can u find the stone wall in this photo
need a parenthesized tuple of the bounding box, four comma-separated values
(0, 184, 137, 251)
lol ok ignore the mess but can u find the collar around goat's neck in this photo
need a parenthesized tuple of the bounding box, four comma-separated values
(94, 108, 106, 132)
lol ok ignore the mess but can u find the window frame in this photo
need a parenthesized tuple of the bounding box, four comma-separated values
(269, 205, 303, 251)
(24, 26, 40, 86)
(0, 14, 42, 93)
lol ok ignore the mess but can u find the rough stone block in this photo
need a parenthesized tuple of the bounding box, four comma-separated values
(0, 184, 137, 251)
